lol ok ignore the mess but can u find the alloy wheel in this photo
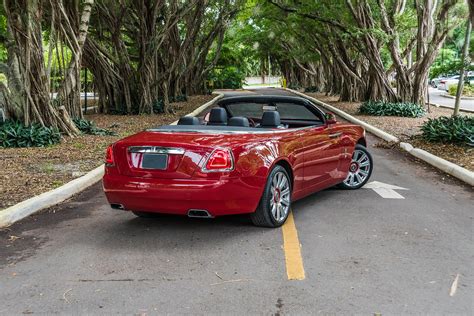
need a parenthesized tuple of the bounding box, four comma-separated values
(343, 149, 371, 188)
(269, 171, 291, 222)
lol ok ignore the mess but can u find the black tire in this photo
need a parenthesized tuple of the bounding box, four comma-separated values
(132, 211, 162, 218)
(250, 165, 292, 228)
(338, 144, 373, 190)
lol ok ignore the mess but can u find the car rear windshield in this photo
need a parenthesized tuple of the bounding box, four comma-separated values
(227, 102, 320, 121)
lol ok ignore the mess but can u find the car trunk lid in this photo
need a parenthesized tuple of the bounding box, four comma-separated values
(113, 130, 238, 179)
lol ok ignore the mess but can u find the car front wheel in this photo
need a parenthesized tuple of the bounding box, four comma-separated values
(251, 165, 291, 228)
(339, 144, 373, 190)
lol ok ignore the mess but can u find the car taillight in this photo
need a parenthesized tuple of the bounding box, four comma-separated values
(203, 148, 234, 172)
(105, 145, 115, 167)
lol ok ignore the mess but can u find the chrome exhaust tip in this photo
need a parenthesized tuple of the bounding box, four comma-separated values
(187, 209, 214, 218)
(110, 203, 125, 210)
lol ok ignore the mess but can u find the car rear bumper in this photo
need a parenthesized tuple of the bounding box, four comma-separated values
(103, 174, 263, 217)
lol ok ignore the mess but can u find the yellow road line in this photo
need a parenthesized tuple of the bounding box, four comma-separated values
(281, 211, 305, 280)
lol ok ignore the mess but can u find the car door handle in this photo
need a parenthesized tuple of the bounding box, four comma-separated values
(329, 132, 342, 139)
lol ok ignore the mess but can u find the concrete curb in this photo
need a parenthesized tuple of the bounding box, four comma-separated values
(282, 88, 474, 187)
(427, 102, 474, 113)
(0, 165, 104, 228)
(441, 93, 474, 100)
(402, 144, 474, 186)
(0, 93, 225, 228)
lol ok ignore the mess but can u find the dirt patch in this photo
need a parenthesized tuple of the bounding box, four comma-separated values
(0, 95, 214, 210)
(307, 93, 474, 171)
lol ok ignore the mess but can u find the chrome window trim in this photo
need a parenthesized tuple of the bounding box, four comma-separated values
(128, 146, 185, 155)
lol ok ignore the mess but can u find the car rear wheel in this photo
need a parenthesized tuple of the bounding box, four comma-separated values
(339, 144, 373, 190)
(251, 165, 291, 228)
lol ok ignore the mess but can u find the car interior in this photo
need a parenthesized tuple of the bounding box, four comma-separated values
(176, 99, 327, 130)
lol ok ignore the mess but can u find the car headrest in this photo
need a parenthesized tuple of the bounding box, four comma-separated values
(177, 116, 200, 125)
(261, 111, 281, 128)
(228, 116, 250, 127)
(208, 108, 228, 126)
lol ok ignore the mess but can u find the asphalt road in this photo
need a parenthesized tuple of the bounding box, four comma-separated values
(0, 89, 473, 315)
(428, 87, 474, 112)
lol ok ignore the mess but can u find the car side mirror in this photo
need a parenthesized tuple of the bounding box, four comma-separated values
(325, 112, 337, 125)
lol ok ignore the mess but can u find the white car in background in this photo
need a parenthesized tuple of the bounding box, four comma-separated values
(430, 76, 447, 88)
(438, 74, 474, 92)
(438, 75, 459, 91)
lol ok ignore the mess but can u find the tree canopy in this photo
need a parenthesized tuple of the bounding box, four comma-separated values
(0, 0, 471, 133)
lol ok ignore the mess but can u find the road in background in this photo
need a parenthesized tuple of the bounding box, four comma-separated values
(0, 88, 472, 314)
(428, 87, 474, 111)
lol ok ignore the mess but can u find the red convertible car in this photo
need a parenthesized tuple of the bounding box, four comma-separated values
(103, 95, 373, 227)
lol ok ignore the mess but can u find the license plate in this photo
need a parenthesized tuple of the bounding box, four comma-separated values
(141, 153, 168, 170)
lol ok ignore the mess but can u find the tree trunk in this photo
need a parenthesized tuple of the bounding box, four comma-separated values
(3, 0, 80, 136)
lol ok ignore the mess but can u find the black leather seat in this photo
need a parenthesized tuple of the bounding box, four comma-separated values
(228, 116, 250, 127)
(208, 108, 228, 126)
(177, 116, 200, 125)
(260, 111, 281, 128)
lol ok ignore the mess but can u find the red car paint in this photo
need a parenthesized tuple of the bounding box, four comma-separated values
(103, 123, 366, 217)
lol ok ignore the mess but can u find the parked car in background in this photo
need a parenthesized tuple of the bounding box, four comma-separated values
(430, 76, 447, 88)
(464, 75, 474, 85)
(438, 75, 460, 91)
(438, 74, 474, 92)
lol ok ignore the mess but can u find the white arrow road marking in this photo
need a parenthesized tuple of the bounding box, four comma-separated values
(363, 181, 409, 199)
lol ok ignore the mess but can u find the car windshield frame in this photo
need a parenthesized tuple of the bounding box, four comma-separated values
(219, 96, 326, 123)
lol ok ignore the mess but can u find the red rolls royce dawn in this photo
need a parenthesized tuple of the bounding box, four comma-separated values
(103, 95, 373, 227)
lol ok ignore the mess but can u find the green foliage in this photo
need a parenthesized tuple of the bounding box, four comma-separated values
(448, 84, 474, 97)
(359, 101, 426, 118)
(0, 120, 61, 148)
(0, 12, 7, 62)
(208, 66, 245, 89)
(421, 116, 474, 144)
(288, 83, 301, 90)
(73, 118, 115, 136)
(304, 86, 319, 93)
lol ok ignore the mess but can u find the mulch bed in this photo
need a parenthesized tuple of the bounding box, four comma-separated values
(307, 93, 474, 172)
(0, 95, 214, 210)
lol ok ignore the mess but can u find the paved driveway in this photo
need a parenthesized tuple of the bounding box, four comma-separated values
(428, 87, 474, 112)
(0, 89, 472, 314)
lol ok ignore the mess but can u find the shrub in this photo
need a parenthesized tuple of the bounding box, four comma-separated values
(304, 86, 318, 93)
(421, 116, 474, 144)
(0, 120, 61, 148)
(359, 101, 426, 118)
(73, 118, 116, 136)
(287, 83, 301, 90)
(208, 66, 245, 89)
(448, 84, 474, 97)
